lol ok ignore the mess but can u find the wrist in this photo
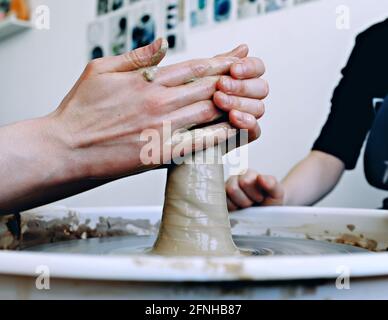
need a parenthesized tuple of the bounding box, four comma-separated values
(29, 115, 84, 185)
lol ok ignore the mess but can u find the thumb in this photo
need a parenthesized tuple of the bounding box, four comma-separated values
(91, 38, 169, 74)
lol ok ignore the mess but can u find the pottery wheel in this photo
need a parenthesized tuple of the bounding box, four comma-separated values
(25, 235, 368, 256)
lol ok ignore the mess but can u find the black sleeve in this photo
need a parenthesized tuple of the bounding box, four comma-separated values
(312, 32, 377, 170)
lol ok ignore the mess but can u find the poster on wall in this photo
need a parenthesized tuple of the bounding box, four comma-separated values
(162, 0, 186, 52)
(109, 12, 128, 55)
(128, 1, 159, 50)
(88, 20, 109, 60)
(294, 0, 318, 4)
(238, 0, 263, 19)
(90, 0, 322, 60)
(189, 0, 209, 28)
(213, 0, 233, 23)
(263, 0, 293, 13)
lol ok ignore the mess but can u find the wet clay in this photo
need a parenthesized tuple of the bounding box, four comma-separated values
(142, 38, 169, 82)
(151, 146, 242, 256)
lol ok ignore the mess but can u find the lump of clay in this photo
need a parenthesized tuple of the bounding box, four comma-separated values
(151, 146, 241, 256)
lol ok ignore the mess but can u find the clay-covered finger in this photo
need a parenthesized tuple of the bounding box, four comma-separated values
(169, 122, 237, 160)
(229, 110, 261, 142)
(225, 176, 254, 208)
(154, 56, 239, 87)
(238, 170, 265, 203)
(90, 38, 168, 74)
(230, 57, 266, 80)
(214, 92, 265, 119)
(217, 77, 269, 99)
(214, 44, 249, 59)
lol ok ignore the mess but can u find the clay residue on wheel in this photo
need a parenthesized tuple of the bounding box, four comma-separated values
(0, 215, 20, 250)
(2, 211, 158, 250)
(334, 233, 378, 251)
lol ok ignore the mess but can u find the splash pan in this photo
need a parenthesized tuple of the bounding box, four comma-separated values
(1, 206, 388, 299)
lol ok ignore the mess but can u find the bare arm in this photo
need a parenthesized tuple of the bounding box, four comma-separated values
(226, 150, 345, 210)
(0, 41, 268, 215)
(282, 151, 345, 206)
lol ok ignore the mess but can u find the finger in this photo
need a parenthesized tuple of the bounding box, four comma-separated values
(168, 101, 222, 132)
(257, 175, 284, 200)
(214, 92, 265, 119)
(229, 110, 261, 142)
(89, 38, 168, 74)
(165, 76, 220, 111)
(154, 56, 240, 87)
(170, 122, 237, 160)
(225, 176, 254, 208)
(217, 76, 269, 99)
(227, 198, 239, 212)
(214, 44, 249, 59)
(230, 57, 266, 80)
(238, 170, 265, 203)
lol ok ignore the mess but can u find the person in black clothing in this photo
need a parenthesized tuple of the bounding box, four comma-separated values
(225, 18, 388, 210)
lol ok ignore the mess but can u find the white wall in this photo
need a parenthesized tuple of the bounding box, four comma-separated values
(0, 0, 387, 209)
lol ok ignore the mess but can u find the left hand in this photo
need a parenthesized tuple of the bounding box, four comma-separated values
(214, 47, 268, 142)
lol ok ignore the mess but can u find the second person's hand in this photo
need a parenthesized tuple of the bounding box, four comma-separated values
(226, 169, 285, 211)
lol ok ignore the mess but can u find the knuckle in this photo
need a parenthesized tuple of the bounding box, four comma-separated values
(126, 49, 147, 69)
(189, 60, 209, 78)
(238, 80, 247, 95)
(86, 59, 102, 73)
(144, 93, 164, 113)
(202, 80, 217, 97)
(226, 184, 239, 197)
(239, 177, 251, 189)
(246, 168, 258, 177)
(199, 104, 217, 122)
(233, 96, 242, 109)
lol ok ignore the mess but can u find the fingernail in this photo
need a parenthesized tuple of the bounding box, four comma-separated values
(221, 92, 231, 105)
(234, 110, 244, 122)
(221, 77, 232, 91)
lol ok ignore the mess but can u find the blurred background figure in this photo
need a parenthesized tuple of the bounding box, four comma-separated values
(226, 18, 388, 211)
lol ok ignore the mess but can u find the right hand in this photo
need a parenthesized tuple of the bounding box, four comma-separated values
(225, 169, 285, 211)
(50, 39, 264, 180)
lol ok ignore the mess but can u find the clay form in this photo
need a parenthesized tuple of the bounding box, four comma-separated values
(151, 146, 243, 256)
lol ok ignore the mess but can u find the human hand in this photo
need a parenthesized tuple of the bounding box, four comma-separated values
(214, 47, 268, 142)
(225, 169, 285, 211)
(50, 39, 258, 180)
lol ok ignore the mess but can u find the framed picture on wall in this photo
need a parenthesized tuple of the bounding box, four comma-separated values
(128, 1, 158, 50)
(189, 0, 209, 28)
(238, 0, 264, 19)
(162, 0, 186, 52)
(109, 12, 128, 55)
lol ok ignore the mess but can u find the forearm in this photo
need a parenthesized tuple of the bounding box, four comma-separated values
(0, 116, 85, 214)
(282, 151, 345, 206)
